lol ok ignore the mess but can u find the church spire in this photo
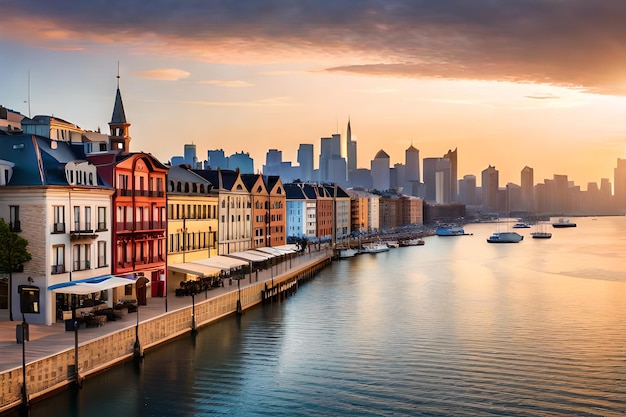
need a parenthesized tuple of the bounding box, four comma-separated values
(108, 66, 131, 153)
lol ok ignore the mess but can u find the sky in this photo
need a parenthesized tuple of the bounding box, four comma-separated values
(2, 0, 626, 188)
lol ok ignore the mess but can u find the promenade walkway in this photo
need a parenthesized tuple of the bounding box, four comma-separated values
(0, 249, 331, 373)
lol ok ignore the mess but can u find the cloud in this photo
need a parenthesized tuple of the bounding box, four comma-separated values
(198, 80, 254, 87)
(4, 1, 626, 95)
(526, 93, 561, 100)
(136, 68, 191, 81)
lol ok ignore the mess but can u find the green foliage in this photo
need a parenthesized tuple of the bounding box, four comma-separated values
(0, 218, 32, 273)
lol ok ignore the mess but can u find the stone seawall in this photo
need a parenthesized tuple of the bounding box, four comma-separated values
(0, 255, 331, 414)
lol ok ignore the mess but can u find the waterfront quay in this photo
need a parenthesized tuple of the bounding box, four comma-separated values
(0, 250, 332, 415)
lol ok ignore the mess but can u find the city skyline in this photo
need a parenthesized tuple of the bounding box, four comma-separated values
(2, 1, 626, 187)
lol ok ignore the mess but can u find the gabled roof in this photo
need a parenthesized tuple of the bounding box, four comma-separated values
(240, 173, 263, 192)
(283, 183, 307, 200)
(192, 169, 241, 191)
(375, 149, 390, 159)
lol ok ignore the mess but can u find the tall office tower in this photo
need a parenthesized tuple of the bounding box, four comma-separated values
(184, 144, 197, 167)
(297, 144, 314, 181)
(263, 149, 282, 176)
(458, 174, 477, 205)
(553, 174, 569, 213)
(207, 149, 228, 170)
(229, 151, 254, 174)
(391, 163, 405, 192)
(347, 119, 357, 178)
(481, 165, 499, 211)
(404, 144, 420, 196)
(614, 158, 626, 213)
(319, 133, 347, 183)
(443, 148, 458, 201)
(520, 166, 534, 212)
(371, 150, 391, 192)
(600, 177, 612, 213)
(423, 157, 451, 203)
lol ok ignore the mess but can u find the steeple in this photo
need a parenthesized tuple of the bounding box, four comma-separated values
(108, 66, 131, 153)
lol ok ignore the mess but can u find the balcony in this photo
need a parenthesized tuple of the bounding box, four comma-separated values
(70, 230, 98, 241)
(51, 264, 65, 274)
(53, 223, 65, 233)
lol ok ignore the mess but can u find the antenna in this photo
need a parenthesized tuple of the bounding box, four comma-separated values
(116, 61, 120, 88)
(26, 70, 31, 118)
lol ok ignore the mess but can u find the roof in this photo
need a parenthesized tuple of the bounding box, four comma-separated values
(48, 275, 138, 295)
(167, 165, 214, 192)
(283, 183, 307, 199)
(110, 88, 127, 124)
(0, 134, 108, 186)
(375, 149, 390, 159)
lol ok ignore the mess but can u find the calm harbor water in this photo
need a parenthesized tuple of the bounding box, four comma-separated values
(29, 216, 626, 416)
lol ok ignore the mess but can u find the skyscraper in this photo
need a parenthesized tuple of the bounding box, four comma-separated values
(443, 148, 457, 202)
(297, 144, 314, 181)
(207, 149, 228, 170)
(347, 119, 357, 177)
(614, 158, 626, 213)
(371, 150, 390, 192)
(521, 166, 534, 211)
(423, 157, 451, 203)
(404, 144, 420, 196)
(481, 165, 499, 211)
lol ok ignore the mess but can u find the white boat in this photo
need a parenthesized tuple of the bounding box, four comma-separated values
(399, 238, 425, 247)
(552, 218, 577, 228)
(436, 226, 468, 236)
(361, 242, 390, 253)
(512, 222, 531, 229)
(338, 248, 358, 258)
(486, 231, 523, 243)
(385, 240, 400, 248)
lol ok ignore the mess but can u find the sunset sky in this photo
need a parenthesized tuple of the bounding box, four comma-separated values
(2, 1, 626, 188)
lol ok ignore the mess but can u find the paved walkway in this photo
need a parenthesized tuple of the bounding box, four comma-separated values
(0, 250, 331, 372)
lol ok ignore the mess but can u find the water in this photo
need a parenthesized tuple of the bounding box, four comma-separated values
(28, 217, 626, 416)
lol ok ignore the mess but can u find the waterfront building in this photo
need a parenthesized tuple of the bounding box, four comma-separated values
(347, 188, 380, 233)
(301, 183, 333, 242)
(0, 105, 24, 133)
(284, 183, 312, 240)
(0, 134, 114, 325)
(265, 176, 286, 247)
(323, 184, 351, 242)
(21, 114, 110, 154)
(371, 150, 390, 192)
(398, 195, 424, 225)
(88, 86, 169, 303)
(379, 195, 398, 230)
(241, 174, 270, 248)
(193, 169, 251, 255)
(166, 165, 218, 287)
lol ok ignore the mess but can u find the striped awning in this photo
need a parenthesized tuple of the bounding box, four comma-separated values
(48, 275, 138, 295)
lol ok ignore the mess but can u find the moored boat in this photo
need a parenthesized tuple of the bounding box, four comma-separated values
(338, 248, 359, 258)
(399, 238, 425, 246)
(361, 242, 390, 253)
(531, 232, 552, 239)
(552, 218, 576, 228)
(436, 226, 467, 236)
(486, 231, 523, 243)
(512, 222, 531, 229)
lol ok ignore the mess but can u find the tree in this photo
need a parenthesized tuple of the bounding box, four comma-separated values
(0, 218, 33, 321)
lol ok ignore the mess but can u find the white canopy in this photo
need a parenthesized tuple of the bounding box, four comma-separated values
(168, 262, 222, 278)
(192, 256, 248, 270)
(226, 251, 271, 263)
(48, 275, 138, 295)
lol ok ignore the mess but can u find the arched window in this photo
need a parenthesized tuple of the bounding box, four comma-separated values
(184, 183, 190, 193)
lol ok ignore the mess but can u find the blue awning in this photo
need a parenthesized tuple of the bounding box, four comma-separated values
(48, 275, 139, 295)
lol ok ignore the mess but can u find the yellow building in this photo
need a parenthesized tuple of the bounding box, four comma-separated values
(166, 166, 218, 288)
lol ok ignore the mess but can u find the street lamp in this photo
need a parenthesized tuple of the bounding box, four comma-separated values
(133, 302, 141, 361)
(191, 290, 196, 334)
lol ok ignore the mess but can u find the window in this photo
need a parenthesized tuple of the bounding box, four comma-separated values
(73, 243, 92, 271)
(53, 206, 65, 233)
(52, 245, 65, 274)
(97, 241, 107, 268)
(85, 207, 91, 231)
(9, 205, 20, 232)
(97, 207, 107, 230)
(73, 206, 80, 231)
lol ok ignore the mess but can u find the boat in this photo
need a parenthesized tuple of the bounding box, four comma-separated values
(385, 240, 400, 248)
(436, 226, 468, 236)
(361, 242, 390, 253)
(512, 222, 531, 229)
(552, 218, 576, 228)
(486, 232, 524, 243)
(399, 238, 425, 247)
(531, 221, 552, 239)
(338, 248, 359, 258)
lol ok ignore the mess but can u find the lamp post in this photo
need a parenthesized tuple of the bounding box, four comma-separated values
(208, 226, 212, 258)
(20, 311, 28, 411)
(133, 302, 141, 361)
(191, 291, 196, 334)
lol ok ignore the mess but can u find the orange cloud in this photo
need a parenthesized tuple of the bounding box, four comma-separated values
(136, 68, 191, 81)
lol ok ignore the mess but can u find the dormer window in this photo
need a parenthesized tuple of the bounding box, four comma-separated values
(0, 160, 15, 186)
